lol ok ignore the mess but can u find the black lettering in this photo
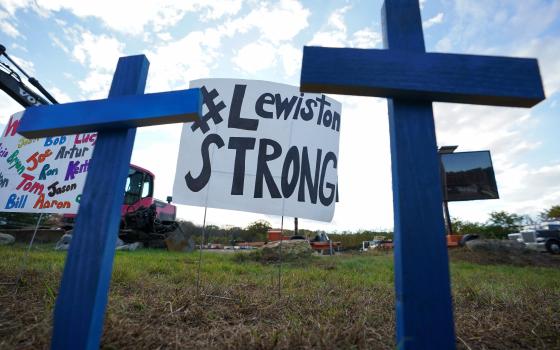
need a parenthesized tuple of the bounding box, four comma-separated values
(293, 93, 304, 119)
(255, 93, 275, 119)
(55, 146, 66, 160)
(322, 110, 333, 128)
(298, 147, 321, 204)
(228, 137, 256, 195)
(48, 182, 58, 197)
(300, 98, 317, 121)
(281, 146, 300, 198)
(255, 138, 282, 198)
(275, 94, 298, 120)
(315, 94, 330, 125)
(228, 84, 258, 130)
(319, 152, 337, 206)
(185, 134, 225, 192)
(332, 111, 341, 132)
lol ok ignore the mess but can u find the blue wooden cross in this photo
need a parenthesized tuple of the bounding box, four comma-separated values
(300, 0, 544, 349)
(17, 55, 202, 350)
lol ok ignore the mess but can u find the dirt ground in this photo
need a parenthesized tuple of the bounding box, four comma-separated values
(449, 245, 560, 268)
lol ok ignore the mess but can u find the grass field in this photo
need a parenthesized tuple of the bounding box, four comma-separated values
(0, 245, 559, 349)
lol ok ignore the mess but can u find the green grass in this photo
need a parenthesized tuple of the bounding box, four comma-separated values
(0, 245, 559, 349)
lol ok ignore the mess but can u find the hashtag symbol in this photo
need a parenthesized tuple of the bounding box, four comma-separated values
(191, 86, 226, 134)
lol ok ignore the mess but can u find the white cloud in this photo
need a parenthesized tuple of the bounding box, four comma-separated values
(231, 42, 301, 77)
(8, 54, 35, 75)
(10, 42, 28, 53)
(514, 36, 560, 97)
(3, 0, 244, 35)
(49, 33, 69, 53)
(47, 86, 72, 103)
(232, 41, 277, 74)
(436, 1, 560, 53)
(423, 12, 443, 29)
(222, 0, 310, 76)
(309, 6, 350, 47)
(351, 28, 383, 48)
(198, 0, 243, 22)
(278, 44, 302, 77)
(224, 0, 310, 43)
(145, 29, 221, 92)
(0, 0, 32, 16)
(0, 94, 22, 124)
(72, 32, 125, 71)
(156, 32, 173, 42)
(0, 16, 21, 38)
(77, 71, 113, 99)
(309, 6, 382, 49)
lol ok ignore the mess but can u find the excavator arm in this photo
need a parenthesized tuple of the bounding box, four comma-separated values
(0, 62, 50, 107)
(0, 44, 57, 107)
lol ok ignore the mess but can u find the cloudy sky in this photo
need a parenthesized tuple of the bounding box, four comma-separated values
(0, 0, 558, 232)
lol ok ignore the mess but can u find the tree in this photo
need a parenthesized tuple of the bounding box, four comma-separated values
(451, 218, 487, 235)
(540, 205, 560, 220)
(242, 220, 272, 242)
(486, 211, 523, 239)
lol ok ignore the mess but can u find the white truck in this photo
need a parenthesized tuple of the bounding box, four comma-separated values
(508, 221, 560, 254)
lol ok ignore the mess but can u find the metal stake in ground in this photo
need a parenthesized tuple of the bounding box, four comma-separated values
(277, 215, 284, 298)
(300, 0, 544, 348)
(17, 55, 202, 350)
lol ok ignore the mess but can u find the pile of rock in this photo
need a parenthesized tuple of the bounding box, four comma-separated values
(257, 240, 314, 263)
(465, 239, 528, 253)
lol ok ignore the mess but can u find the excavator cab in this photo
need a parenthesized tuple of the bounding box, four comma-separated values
(124, 167, 153, 205)
(121, 164, 177, 224)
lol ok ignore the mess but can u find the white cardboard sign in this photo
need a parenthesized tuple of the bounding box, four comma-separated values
(173, 79, 341, 222)
(0, 111, 94, 213)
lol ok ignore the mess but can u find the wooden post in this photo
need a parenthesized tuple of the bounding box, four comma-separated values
(300, 0, 544, 348)
(50, 55, 149, 350)
(382, 1, 455, 348)
(17, 53, 201, 349)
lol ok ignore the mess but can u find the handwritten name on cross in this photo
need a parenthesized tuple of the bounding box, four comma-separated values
(17, 55, 202, 350)
(300, 0, 544, 349)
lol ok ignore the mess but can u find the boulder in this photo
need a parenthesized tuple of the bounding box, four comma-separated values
(55, 233, 72, 250)
(0, 233, 15, 245)
(116, 242, 142, 251)
(465, 239, 528, 253)
(258, 240, 314, 263)
(55, 234, 143, 251)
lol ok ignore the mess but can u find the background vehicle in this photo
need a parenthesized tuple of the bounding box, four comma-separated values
(267, 229, 341, 254)
(361, 236, 393, 251)
(508, 221, 560, 254)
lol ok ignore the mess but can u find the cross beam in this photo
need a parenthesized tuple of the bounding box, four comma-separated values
(301, 47, 544, 107)
(17, 55, 202, 350)
(18, 89, 201, 138)
(300, 0, 544, 349)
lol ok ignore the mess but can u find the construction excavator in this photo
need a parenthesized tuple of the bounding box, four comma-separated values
(0, 44, 184, 247)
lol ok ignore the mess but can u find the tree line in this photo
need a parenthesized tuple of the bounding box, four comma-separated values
(451, 204, 560, 239)
(1, 204, 558, 248)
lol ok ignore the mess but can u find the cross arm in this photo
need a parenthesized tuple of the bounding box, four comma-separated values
(17, 88, 202, 138)
(300, 46, 545, 108)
